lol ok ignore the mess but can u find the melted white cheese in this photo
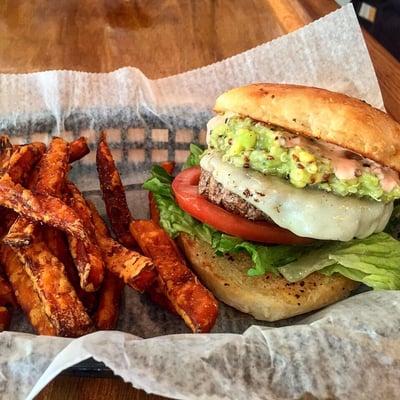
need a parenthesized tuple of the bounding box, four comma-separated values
(200, 151, 393, 241)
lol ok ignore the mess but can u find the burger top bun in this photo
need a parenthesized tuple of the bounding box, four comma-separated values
(214, 83, 400, 172)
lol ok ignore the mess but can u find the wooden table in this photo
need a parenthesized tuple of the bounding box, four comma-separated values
(0, 1, 398, 399)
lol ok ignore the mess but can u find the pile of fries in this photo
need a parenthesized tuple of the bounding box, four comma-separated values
(0, 133, 217, 336)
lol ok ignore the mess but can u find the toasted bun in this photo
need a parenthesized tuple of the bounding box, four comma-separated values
(178, 234, 358, 321)
(215, 83, 400, 172)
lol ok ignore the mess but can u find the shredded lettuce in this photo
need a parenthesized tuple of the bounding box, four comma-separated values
(144, 145, 400, 290)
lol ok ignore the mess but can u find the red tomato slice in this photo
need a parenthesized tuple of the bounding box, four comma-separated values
(172, 166, 313, 245)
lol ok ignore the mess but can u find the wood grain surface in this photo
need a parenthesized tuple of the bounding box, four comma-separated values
(0, 0, 285, 76)
(37, 376, 166, 400)
(0, 1, 397, 399)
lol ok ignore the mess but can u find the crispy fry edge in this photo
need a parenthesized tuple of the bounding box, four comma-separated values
(96, 132, 136, 248)
(130, 220, 218, 333)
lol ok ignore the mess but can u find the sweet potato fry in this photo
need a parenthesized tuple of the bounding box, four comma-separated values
(0, 207, 17, 236)
(130, 220, 218, 333)
(1, 141, 46, 246)
(148, 193, 160, 224)
(64, 182, 105, 292)
(93, 270, 124, 330)
(147, 161, 178, 313)
(32, 137, 70, 196)
(15, 235, 93, 337)
(3, 217, 36, 247)
(43, 227, 97, 314)
(0, 141, 45, 240)
(7, 142, 46, 184)
(146, 278, 178, 315)
(0, 306, 10, 331)
(88, 200, 156, 292)
(4, 137, 85, 247)
(0, 244, 57, 336)
(0, 174, 89, 243)
(96, 132, 135, 248)
(0, 275, 14, 332)
(3, 137, 71, 247)
(0, 135, 13, 177)
(4, 138, 102, 292)
(0, 274, 16, 308)
(69, 137, 90, 163)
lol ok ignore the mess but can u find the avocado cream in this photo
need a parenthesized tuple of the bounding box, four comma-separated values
(207, 115, 400, 202)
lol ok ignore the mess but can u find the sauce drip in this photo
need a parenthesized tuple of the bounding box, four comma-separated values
(285, 134, 400, 190)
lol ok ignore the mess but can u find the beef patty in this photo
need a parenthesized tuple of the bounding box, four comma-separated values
(198, 169, 268, 221)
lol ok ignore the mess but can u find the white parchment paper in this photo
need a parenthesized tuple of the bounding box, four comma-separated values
(1, 5, 399, 400)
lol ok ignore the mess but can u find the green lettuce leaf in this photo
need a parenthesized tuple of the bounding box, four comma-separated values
(144, 145, 400, 290)
(212, 234, 306, 275)
(143, 166, 213, 244)
(144, 146, 302, 275)
(183, 144, 205, 169)
(279, 233, 400, 289)
(145, 167, 298, 275)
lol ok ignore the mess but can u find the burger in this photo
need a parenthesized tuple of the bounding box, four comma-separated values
(145, 83, 400, 321)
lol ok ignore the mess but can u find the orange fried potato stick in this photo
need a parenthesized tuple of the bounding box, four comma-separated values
(88, 201, 156, 292)
(32, 137, 70, 196)
(4, 216, 36, 247)
(0, 272, 14, 332)
(148, 193, 160, 224)
(146, 278, 178, 315)
(2, 142, 48, 246)
(0, 274, 16, 308)
(69, 137, 90, 163)
(3, 137, 74, 246)
(96, 137, 175, 312)
(96, 132, 136, 248)
(0, 174, 89, 243)
(15, 236, 93, 337)
(7, 142, 46, 184)
(147, 161, 178, 313)
(0, 306, 10, 332)
(43, 227, 97, 314)
(5, 137, 87, 246)
(6, 137, 103, 292)
(64, 182, 105, 292)
(0, 140, 46, 245)
(0, 136, 13, 177)
(93, 269, 125, 330)
(0, 244, 57, 336)
(130, 220, 218, 333)
(1, 139, 102, 292)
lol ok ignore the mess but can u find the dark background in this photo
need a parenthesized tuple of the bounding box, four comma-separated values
(352, 0, 400, 60)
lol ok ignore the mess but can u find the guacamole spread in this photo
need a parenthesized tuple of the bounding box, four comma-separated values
(208, 116, 400, 202)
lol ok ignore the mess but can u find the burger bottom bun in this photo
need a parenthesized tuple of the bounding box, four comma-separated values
(178, 233, 359, 321)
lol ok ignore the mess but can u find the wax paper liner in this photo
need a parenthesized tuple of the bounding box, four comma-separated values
(0, 5, 399, 400)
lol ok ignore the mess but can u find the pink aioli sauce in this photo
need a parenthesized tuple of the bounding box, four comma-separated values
(206, 114, 400, 193)
(284, 134, 400, 192)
